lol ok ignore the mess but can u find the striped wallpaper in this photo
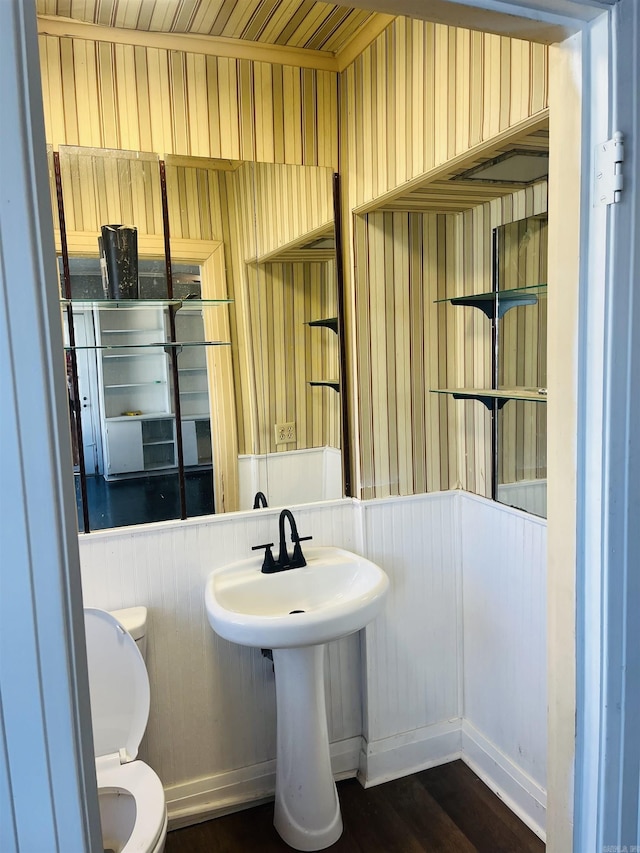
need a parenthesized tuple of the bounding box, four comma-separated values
(40, 14, 550, 512)
(38, 32, 338, 166)
(353, 211, 458, 499)
(249, 260, 340, 456)
(251, 161, 334, 260)
(37, 1, 378, 53)
(340, 18, 549, 209)
(339, 17, 548, 504)
(352, 183, 548, 503)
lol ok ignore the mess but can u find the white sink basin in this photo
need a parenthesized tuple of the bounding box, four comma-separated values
(205, 546, 388, 649)
(204, 543, 389, 850)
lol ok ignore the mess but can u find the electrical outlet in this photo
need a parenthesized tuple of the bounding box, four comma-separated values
(275, 422, 296, 444)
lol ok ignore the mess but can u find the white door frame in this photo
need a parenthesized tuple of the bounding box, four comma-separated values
(1, 1, 633, 851)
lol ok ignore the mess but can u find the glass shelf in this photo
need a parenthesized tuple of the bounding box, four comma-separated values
(61, 297, 232, 310)
(431, 387, 548, 410)
(104, 382, 166, 389)
(65, 341, 230, 351)
(106, 411, 173, 422)
(101, 328, 164, 334)
(435, 284, 546, 319)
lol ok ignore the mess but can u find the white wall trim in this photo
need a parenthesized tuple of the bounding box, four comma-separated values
(0, 2, 101, 850)
(358, 720, 463, 787)
(166, 736, 362, 830)
(458, 489, 548, 527)
(357, 714, 547, 843)
(461, 721, 547, 841)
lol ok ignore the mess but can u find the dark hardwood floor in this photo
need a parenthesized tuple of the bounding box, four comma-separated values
(165, 760, 545, 852)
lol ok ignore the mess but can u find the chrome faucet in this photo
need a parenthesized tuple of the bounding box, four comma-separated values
(252, 508, 312, 573)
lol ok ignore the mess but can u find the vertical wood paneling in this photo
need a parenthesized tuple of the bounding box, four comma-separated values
(248, 260, 340, 456)
(340, 17, 548, 504)
(354, 211, 457, 501)
(340, 20, 548, 209)
(352, 184, 547, 505)
(461, 494, 547, 791)
(38, 33, 338, 167)
(228, 161, 339, 459)
(57, 146, 163, 235)
(252, 162, 334, 259)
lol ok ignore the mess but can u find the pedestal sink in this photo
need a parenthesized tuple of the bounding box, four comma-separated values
(205, 546, 389, 851)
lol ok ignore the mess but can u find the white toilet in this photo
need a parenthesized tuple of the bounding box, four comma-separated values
(84, 606, 167, 853)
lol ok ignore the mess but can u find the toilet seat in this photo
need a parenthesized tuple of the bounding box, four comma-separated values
(97, 759, 167, 853)
(85, 608, 167, 853)
(84, 608, 150, 762)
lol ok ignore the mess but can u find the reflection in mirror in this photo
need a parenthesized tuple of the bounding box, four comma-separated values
(59, 260, 215, 529)
(54, 146, 223, 530)
(248, 163, 342, 509)
(495, 214, 548, 517)
(52, 146, 345, 530)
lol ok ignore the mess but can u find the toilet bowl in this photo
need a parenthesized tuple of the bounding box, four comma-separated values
(84, 607, 167, 853)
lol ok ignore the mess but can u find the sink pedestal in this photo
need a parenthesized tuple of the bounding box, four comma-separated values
(272, 645, 343, 851)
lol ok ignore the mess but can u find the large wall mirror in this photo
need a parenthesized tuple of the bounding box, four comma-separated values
(50, 145, 346, 531)
(495, 214, 548, 517)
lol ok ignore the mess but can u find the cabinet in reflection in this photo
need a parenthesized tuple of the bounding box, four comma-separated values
(64, 301, 217, 481)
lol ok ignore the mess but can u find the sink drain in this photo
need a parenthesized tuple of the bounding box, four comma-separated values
(289, 609, 305, 614)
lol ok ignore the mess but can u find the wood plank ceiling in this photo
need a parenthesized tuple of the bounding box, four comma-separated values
(35, 0, 379, 53)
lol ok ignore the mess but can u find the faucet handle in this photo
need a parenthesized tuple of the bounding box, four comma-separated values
(290, 535, 312, 569)
(252, 542, 277, 574)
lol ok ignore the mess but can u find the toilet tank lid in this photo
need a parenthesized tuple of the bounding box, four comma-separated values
(109, 606, 147, 641)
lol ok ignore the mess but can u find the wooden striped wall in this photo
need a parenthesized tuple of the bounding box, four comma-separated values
(249, 260, 340, 455)
(354, 211, 458, 499)
(38, 33, 338, 167)
(340, 18, 549, 208)
(37, 2, 378, 53)
(353, 183, 548, 502)
(42, 17, 551, 509)
(252, 162, 334, 259)
(232, 161, 340, 456)
(340, 17, 548, 503)
(56, 146, 163, 235)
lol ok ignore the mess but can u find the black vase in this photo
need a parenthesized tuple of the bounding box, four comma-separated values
(100, 225, 139, 299)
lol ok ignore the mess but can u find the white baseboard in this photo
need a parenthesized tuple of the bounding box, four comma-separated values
(358, 719, 462, 788)
(461, 720, 546, 841)
(165, 736, 362, 829)
(167, 723, 546, 840)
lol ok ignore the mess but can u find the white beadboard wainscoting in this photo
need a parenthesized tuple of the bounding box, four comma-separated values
(358, 493, 463, 784)
(77, 499, 361, 827)
(76, 490, 546, 836)
(460, 494, 547, 839)
(238, 446, 343, 511)
(497, 479, 548, 519)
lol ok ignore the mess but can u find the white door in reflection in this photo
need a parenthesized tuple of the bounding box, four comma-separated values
(66, 309, 101, 475)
